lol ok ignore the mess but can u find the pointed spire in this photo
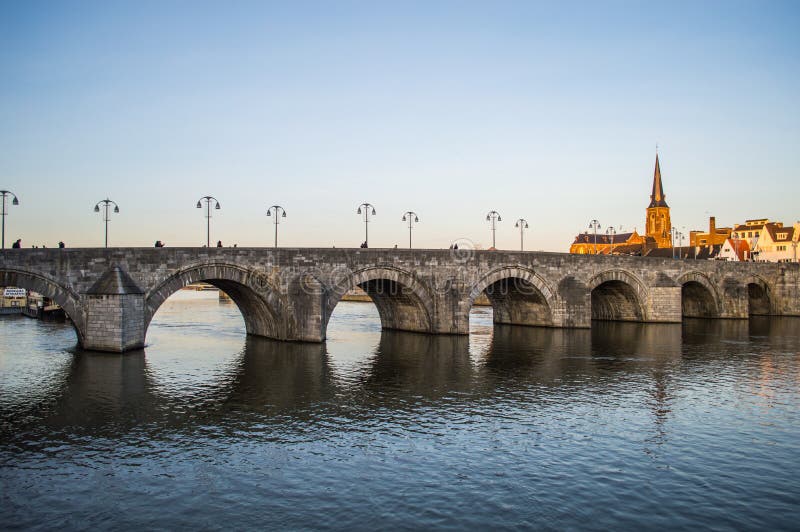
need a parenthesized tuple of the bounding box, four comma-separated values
(649, 153, 669, 208)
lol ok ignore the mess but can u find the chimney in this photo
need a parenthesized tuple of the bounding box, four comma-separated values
(709, 216, 716, 235)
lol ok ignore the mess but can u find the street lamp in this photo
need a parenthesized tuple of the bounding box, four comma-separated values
(588, 219, 601, 254)
(1, 190, 19, 249)
(515, 218, 529, 251)
(605, 226, 617, 255)
(357, 203, 376, 247)
(266, 205, 287, 248)
(486, 211, 502, 249)
(670, 226, 682, 259)
(196, 196, 221, 247)
(93, 198, 119, 248)
(402, 211, 419, 249)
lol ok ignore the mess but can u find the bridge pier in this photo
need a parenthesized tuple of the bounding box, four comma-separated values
(644, 286, 682, 323)
(84, 267, 145, 352)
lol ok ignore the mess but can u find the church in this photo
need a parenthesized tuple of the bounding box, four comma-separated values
(570, 154, 672, 254)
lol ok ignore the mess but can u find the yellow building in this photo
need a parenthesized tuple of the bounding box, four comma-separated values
(689, 216, 731, 247)
(570, 230, 656, 255)
(645, 153, 672, 248)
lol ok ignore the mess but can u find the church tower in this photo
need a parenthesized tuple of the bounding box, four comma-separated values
(645, 153, 672, 248)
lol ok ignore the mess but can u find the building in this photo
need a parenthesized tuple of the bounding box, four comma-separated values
(569, 153, 672, 254)
(753, 222, 799, 263)
(718, 238, 751, 262)
(732, 218, 771, 249)
(645, 153, 673, 248)
(570, 230, 657, 255)
(689, 216, 731, 248)
(1, 287, 27, 314)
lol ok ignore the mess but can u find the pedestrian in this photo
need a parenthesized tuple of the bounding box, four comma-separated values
(58, 241, 65, 248)
(216, 240, 223, 247)
(12, 238, 21, 248)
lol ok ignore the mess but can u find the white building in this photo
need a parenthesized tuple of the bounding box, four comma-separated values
(718, 238, 751, 262)
(753, 222, 799, 263)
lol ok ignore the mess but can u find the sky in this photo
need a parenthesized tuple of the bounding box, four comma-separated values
(1, 0, 798, 250)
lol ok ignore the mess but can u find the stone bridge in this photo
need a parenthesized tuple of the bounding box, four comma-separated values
(1, 248, 798, 352)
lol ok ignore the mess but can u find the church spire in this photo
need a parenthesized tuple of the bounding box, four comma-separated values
(649, 153, 668, 208)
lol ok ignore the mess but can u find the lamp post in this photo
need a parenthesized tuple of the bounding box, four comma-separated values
(357, 203, 376, 247)
(515, 218, 529, 251)
(605, 226, 617, 255)
(589, 219, 601, 254)
(402, 211, 419, 249)
(670, 226, 680, 259)
(196, 196, 221, 247)
(93, 198, 119, 248)
(486, 211, 502, 249)
(266, 205, 286, 248)
(0, 190, 19, 249)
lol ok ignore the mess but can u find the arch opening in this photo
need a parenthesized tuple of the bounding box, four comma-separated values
(591, 280, 644, 322)
(356, 278, 431, 333)
(325, 269, 434, 337)
(481, 277, 553, 327)
(0, 269, 84, 345)
(747, 282, 771, 316)
(145, 265, 291, 341)
(681, 281, 719, 318)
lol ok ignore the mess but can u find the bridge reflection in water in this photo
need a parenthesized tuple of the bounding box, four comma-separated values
(2, 295, 800, 531)
(3, 307, 796, 438)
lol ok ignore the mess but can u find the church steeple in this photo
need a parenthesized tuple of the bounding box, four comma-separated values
(645, 151, 672, 248)
(649, 153, 668, 208)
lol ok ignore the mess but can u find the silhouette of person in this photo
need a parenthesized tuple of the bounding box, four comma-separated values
(216, 240, 223, 247)
(12, 239, 21, 249)
(58, 241, 65, 248)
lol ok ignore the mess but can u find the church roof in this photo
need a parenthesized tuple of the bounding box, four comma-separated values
(572, 232, 637, 245)
(648, 153, 669, 208)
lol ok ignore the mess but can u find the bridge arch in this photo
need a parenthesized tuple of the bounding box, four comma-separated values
(742, 274, 774, 316)
(588, 269, 648, 322)
(326, 266, 434, 335)
(145, 262, 294, 340)
(0, 268, 86, 344)
(468, 266, 556, 327)
(677, 271, 721, 318)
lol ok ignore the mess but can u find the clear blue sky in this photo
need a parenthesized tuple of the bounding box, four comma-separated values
(1, 1, 798, 249)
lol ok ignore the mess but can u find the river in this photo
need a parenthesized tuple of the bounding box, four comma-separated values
(1, 290, 799, 529)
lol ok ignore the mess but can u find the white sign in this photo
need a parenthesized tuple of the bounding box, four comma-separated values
(3, 288, 27, 297)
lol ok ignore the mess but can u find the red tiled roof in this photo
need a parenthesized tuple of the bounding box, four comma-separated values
(726, 238, 750, 261)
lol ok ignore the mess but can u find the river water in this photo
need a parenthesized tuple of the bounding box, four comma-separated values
(1, 290, 799, 530)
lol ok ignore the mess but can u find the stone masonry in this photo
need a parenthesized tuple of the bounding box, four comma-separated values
(1, 247, 798, 352)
